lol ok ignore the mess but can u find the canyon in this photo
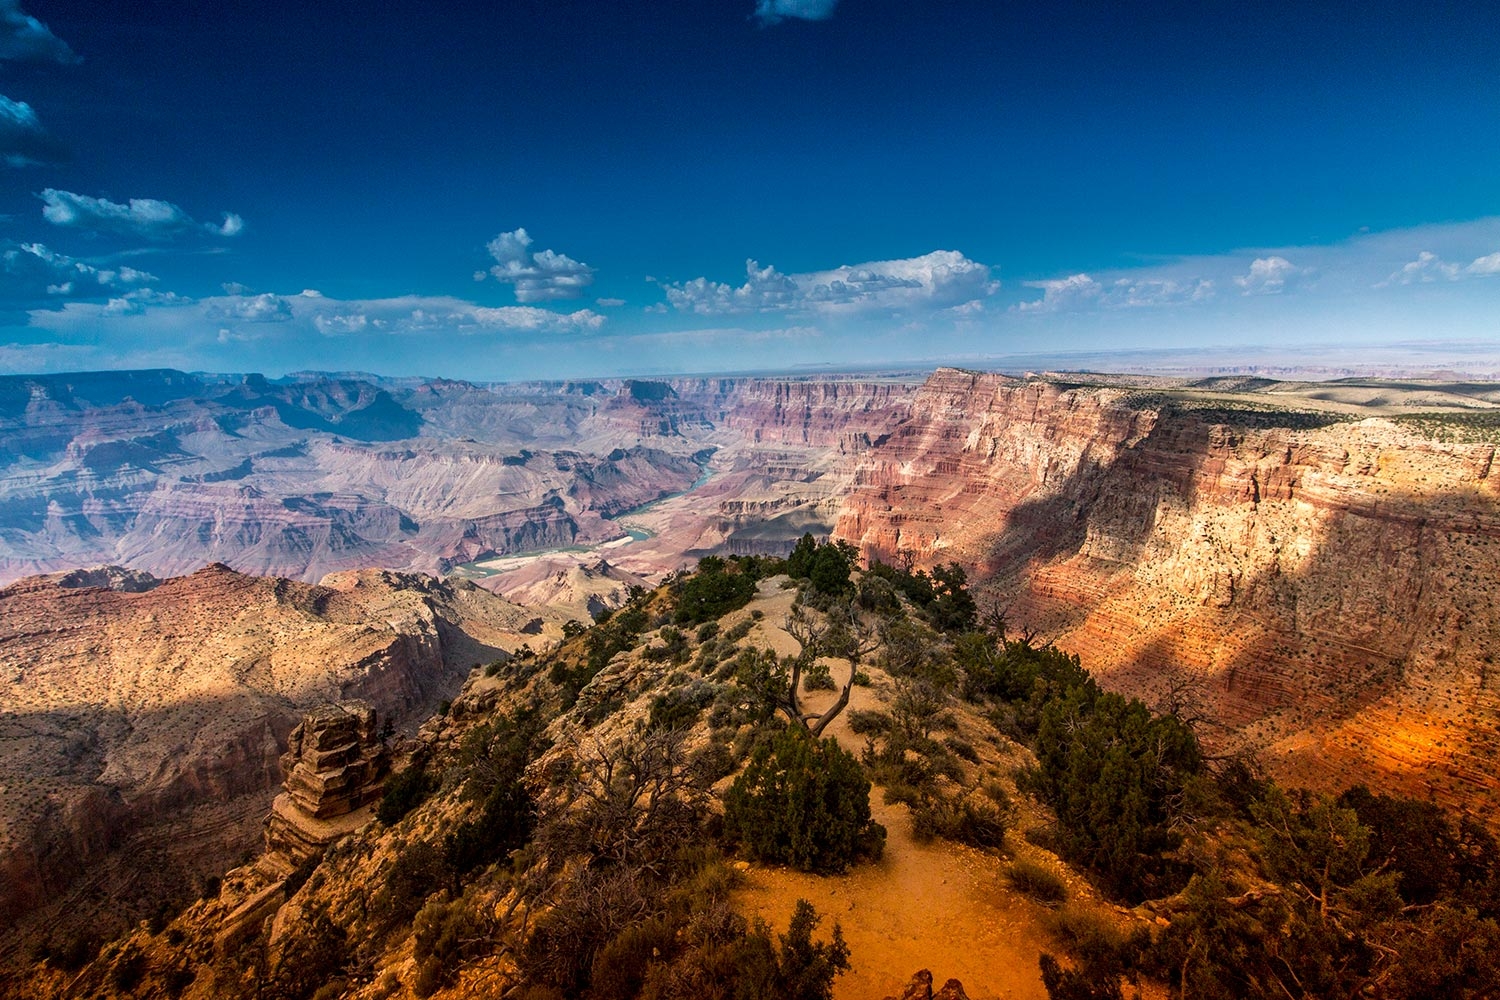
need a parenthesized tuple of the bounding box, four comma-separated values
(832, 368, 1500, 820)
(0, 369, 914, 587)
(0, 562, 564, 960)
(5, 364, 1500, 965)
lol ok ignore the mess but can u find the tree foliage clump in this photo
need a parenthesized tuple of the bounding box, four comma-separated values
(376, 756, 432, 826)
(863, 557, 978, 633)
(445, 707, 548, 877)
(785, 534, 858, 596)
(673, 556, 759, 624)
(1027, 686, 1201, 900)
(724, 727, 884, 873)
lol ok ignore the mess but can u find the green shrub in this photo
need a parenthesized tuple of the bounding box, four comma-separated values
(377, 761, 431, 825)
(649, 681, 716, 731)
(911, 793, 1008, 850)
(801, 658, 836, 691)
(943, 734, 980, 763)
(1008, 859, 1069, 904)
(723, 727, 884, 873)
(377, 840, 452, 925)
(846, 709, 891, 735)
(723, 618, 755, 643)
(674, 556, 757, 624)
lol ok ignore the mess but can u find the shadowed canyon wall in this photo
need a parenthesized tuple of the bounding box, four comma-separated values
(834, 368, 1500, 820)
(0, 564, 561, 955)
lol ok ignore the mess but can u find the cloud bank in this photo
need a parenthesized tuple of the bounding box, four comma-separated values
(40, 189, 244, 240)
(0, 0, 77, 64)
(661, 250, 998, 317)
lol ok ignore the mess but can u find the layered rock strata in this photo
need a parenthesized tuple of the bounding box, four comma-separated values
(834, 368, 1500, 820)
(0, 563, 561, 958)
(264, 702, 388, 864)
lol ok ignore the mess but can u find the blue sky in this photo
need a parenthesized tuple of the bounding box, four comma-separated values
(0, 0, 1497, 379)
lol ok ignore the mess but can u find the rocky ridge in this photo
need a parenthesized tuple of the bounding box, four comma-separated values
(0, 563, 565, 956)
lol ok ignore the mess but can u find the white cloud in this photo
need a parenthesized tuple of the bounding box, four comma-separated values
(101, 288, 192, 316)
(0, 0, 77, 64)
(1, 241, 157, 299)
(292, 295, 606, 337)
(596, 297, 626, 307)
(1382, 248, 1500, 286)
(207, 292, 293, 323)
(1016, 272, 1213, 314)
(755, 0, 839, 25)
(0, 93, 61, 166)
(39, 189, 245, 240)
(661, 250, 998, 317)
(1234, 256, 1306, 295)
(1017, 273, 1101, 313)
(478, 227, 595, 302)
(662, 260, 798, 314)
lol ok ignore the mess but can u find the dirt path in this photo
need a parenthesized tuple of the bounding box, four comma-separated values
(735, 792, 1052, 1000)
(733, 590, 1053, 999)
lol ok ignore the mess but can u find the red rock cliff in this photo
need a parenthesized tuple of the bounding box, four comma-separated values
(835, 368, 1500, 820)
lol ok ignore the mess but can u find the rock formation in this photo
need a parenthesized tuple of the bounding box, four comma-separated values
(264, 702, 388, 865)
(0, 563, 563, 962)
(883, 969, 974, 1000)
(834, 368, 1500, 820)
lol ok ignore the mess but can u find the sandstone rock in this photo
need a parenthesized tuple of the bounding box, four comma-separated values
(933, 978, 973, 1000)
(833, 368, 1500, 821)
(882, 969, 973, 1000)
(885, 968, 933, 1000)
(0, 563, 562, 963)
(265, 702, 388, 864)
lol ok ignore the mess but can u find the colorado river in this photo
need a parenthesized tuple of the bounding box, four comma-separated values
(449, 464, 714, 579)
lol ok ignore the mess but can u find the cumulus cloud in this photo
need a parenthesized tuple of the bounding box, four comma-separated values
(1, 241, 157, 299)
(596, 297, 626, 307)
(755, 0, 839, 25)
(1383, 249, 1500, 285)
(661, 250, 998, 317)
(0, 0, 77, 64)
(101, 288, 192, 316)
(1016, 273, 1214, 314)
(1234, 255, 1307, 295)
(206, 292, 293, 323)
(40, 189, 244, 240)
(0, 93, 63, 166)
(477, 227, 595, 302)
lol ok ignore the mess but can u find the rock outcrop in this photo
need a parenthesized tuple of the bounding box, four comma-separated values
(0, 563, 563, 961)
(264, 702, 388, 864)
(834, 368, 1500, 820)
(883, 970, 974, 1000)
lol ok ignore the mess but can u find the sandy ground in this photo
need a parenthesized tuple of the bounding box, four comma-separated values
(735, 795, 1052, 1000)
(731, 582, 1052, 1000)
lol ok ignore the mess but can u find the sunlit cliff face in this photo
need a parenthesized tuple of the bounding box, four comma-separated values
(833, 369, 1500, 818)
